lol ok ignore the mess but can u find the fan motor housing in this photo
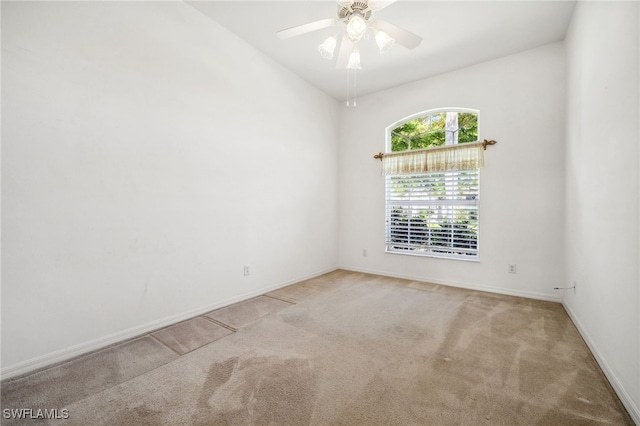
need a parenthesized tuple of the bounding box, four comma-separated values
(338, 1, 372, 22)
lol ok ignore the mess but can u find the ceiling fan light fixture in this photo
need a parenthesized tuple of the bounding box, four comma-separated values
(375, 29, 395, 54)
(346, 46, 361, 70)
(318, 35, 338, 59)
(346, 13, 367, 41)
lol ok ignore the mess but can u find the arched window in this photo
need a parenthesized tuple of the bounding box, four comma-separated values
(385, 109, 480, 260)
(390, 109, 479, 152)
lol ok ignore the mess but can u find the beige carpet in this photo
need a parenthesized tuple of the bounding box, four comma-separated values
(1, 270, 633, 425)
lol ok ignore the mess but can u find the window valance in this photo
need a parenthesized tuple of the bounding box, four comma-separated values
(376, 139, 496, 175)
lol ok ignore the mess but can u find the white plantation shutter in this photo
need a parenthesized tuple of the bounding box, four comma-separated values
(385, 169, 479, 259)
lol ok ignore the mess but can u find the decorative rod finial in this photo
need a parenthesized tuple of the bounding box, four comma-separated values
(374, 152, 384, 161)
(482, 139, 497, 150)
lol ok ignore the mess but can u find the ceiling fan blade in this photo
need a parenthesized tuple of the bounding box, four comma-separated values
(370, 19, 422, 50)
(335, 35, 354, 69)
(276, 18, 337, 39)
(368, 0, 399, 11)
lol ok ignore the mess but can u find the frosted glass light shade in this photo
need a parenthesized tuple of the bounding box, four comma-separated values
(346, 47, 361, 70)
(346, 14, 367, 41)
(375, 30, 395, 54)
(318, 35, 337, 59)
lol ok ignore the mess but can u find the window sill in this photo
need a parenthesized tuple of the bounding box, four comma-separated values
(385, 248, 480, 262)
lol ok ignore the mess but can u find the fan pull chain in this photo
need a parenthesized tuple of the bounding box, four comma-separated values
(345, 69, 358, 108)
(346, 69, 350, 107)
(353, 69, 357, 107)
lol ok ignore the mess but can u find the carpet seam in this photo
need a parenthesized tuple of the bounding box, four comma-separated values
(201, 316, 238, 333)
(148, 333, 183, 356)
(264, 293, 297, 304)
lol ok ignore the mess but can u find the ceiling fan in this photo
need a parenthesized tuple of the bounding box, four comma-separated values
(276, 0, 422, 70)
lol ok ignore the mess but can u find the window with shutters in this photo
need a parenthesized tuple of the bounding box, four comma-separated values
(385, 109, 480, 260)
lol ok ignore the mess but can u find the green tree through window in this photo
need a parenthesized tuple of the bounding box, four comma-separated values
(391, 111, 478, 152)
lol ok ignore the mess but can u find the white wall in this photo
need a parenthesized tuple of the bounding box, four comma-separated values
(1, 1, 339, 376)
(338, 43, 566, 302)
(563, 1, 640, 422)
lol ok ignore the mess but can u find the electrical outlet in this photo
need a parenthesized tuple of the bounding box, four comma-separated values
(243, 265, 250, 276)
(508, 264, 517, 274)
(362, 249, 368, 257)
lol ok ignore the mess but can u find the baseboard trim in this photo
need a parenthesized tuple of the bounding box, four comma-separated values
(0, 267, 337, 381)
(562, 302, 640, 425)
(338, 265, 563, 303)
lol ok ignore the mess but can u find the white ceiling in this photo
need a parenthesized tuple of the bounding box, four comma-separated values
(188, 1, 576, 101)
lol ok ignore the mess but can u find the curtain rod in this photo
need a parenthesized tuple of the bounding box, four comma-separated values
(373, 139, 497, 161)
